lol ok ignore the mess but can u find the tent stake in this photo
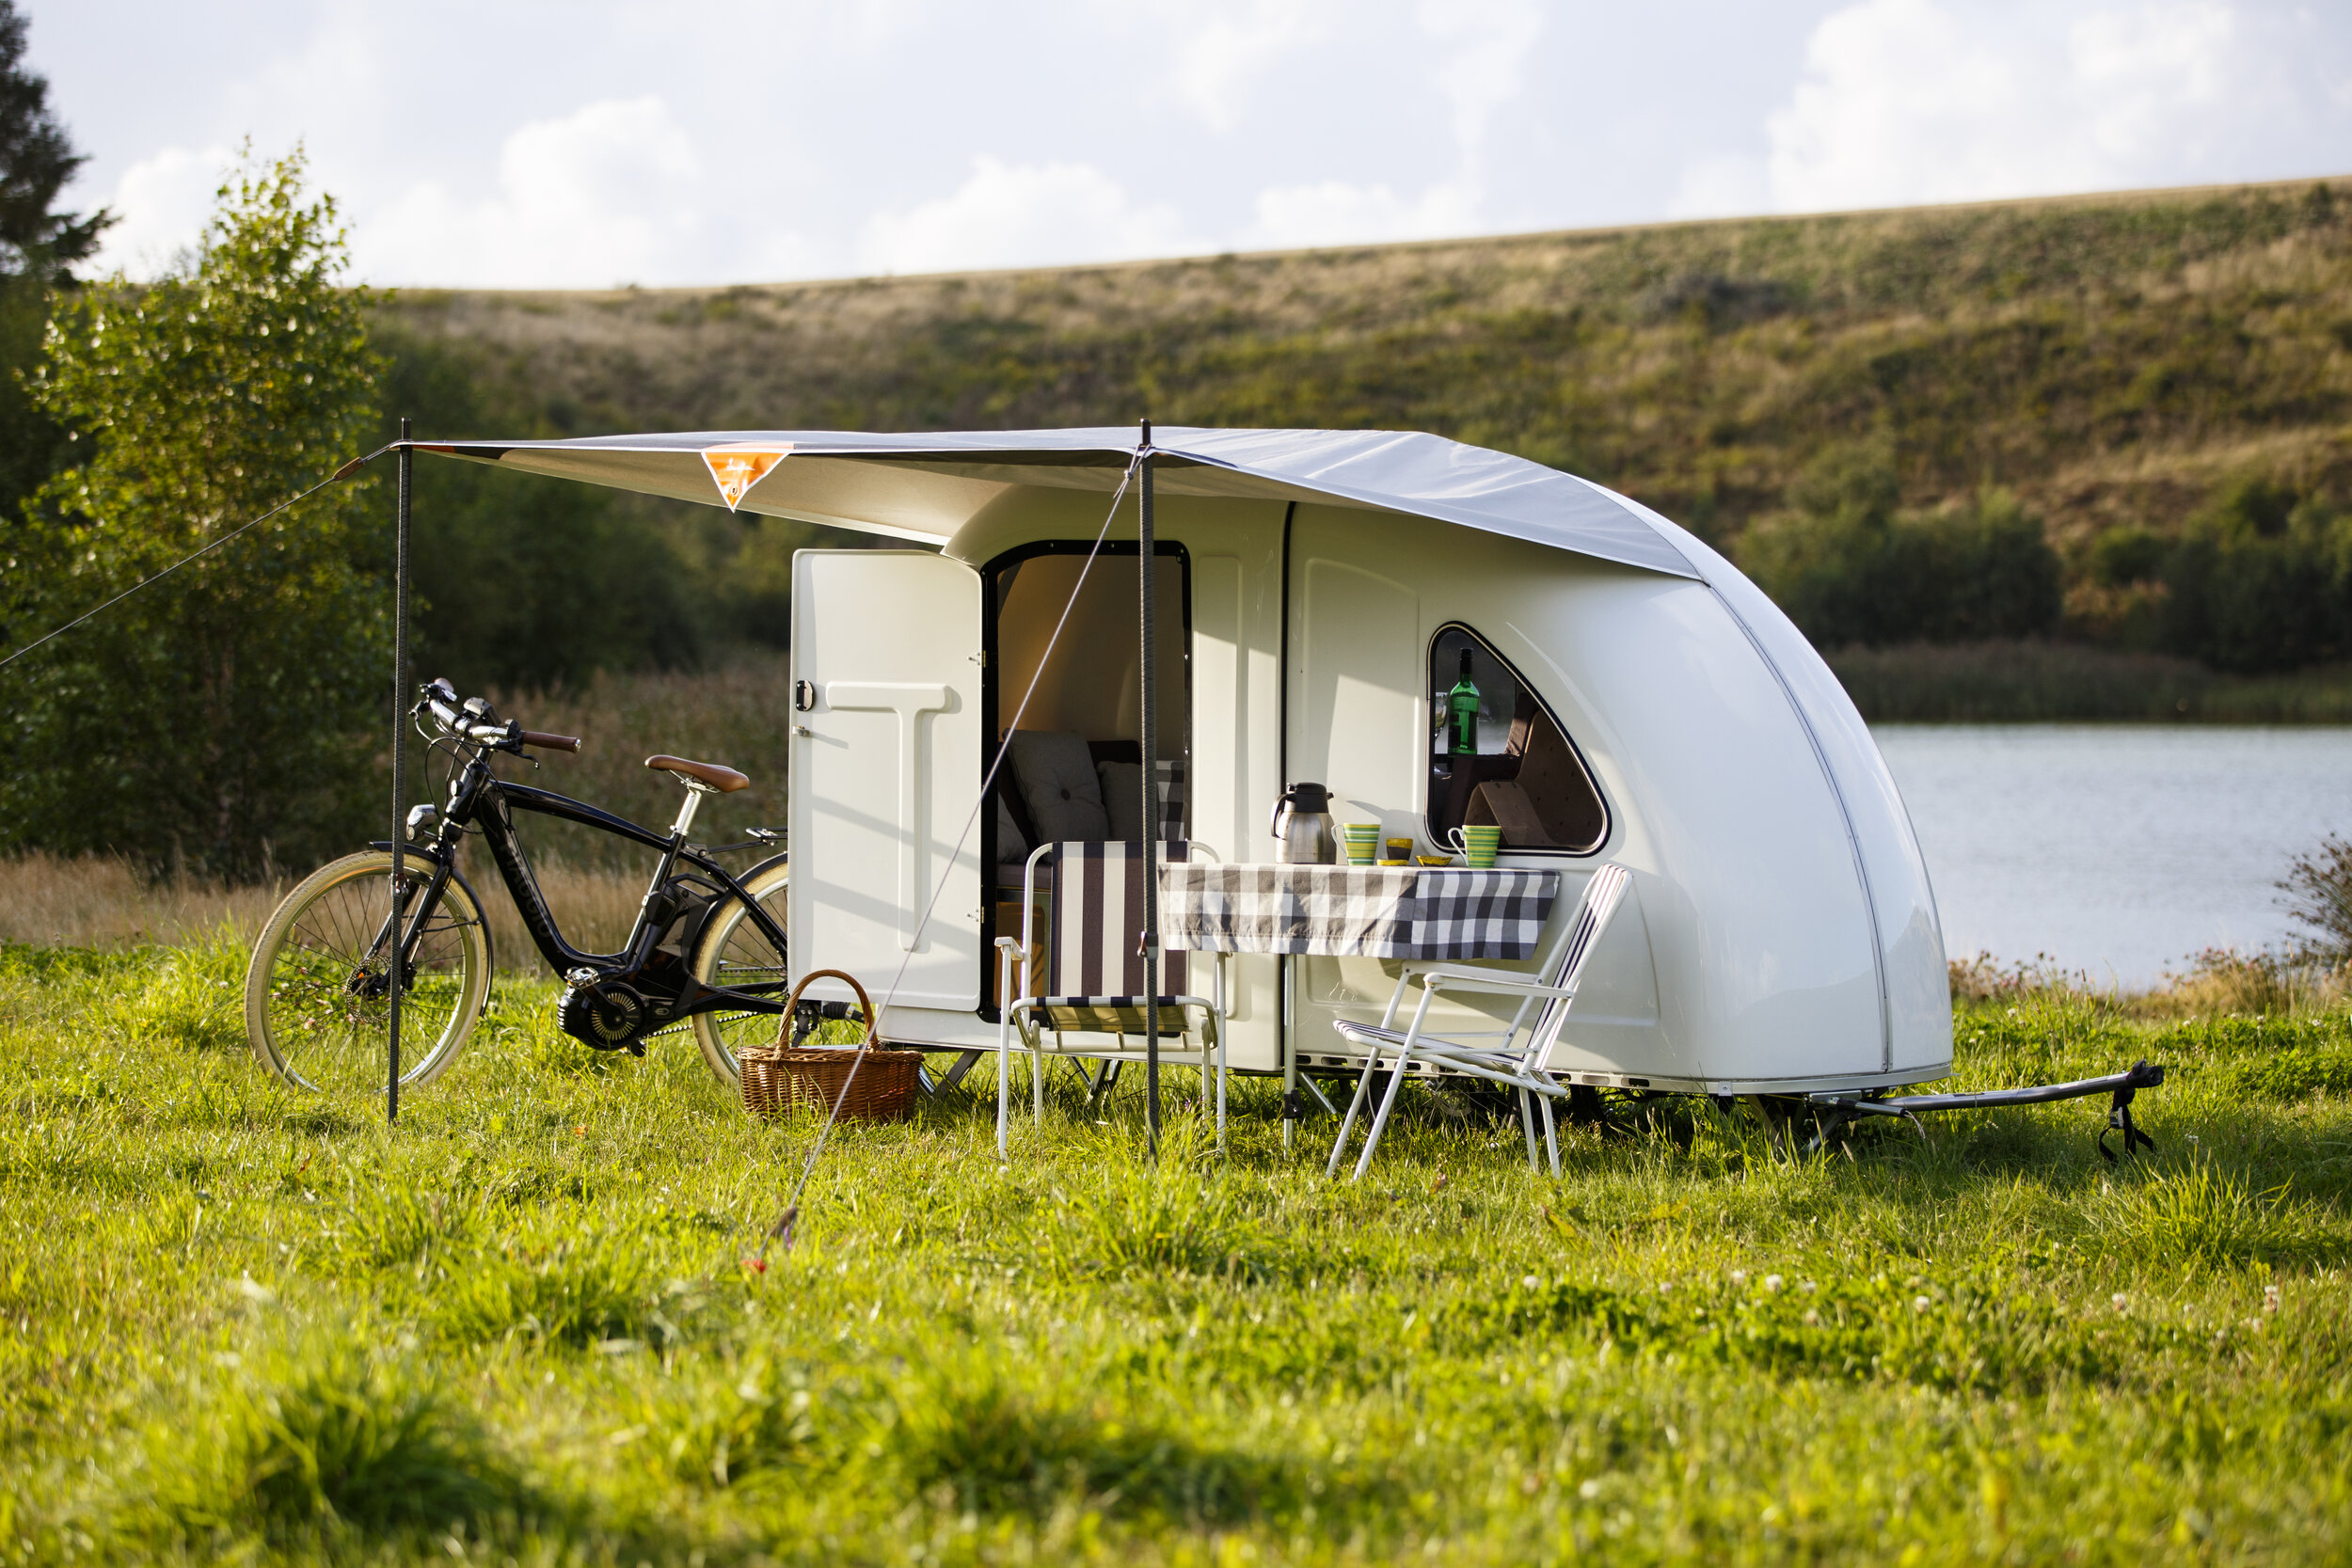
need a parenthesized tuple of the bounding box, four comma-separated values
(388, 419, 411, 1125)
(1138, 420, 1160, 1161)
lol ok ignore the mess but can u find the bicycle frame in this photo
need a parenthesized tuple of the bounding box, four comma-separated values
(373, 722, 790, 1034)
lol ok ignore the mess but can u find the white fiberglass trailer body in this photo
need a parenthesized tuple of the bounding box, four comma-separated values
(430, 427, 1953, 1097)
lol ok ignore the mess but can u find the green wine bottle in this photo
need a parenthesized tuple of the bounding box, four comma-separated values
(1447, 649, 1481, 757)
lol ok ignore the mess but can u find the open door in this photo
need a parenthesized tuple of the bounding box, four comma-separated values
(789, 550, 983, 1016)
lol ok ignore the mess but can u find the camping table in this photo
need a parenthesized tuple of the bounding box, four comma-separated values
(1159, 862, 1561, 1146)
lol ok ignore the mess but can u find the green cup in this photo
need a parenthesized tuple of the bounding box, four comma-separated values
(1342, 823, 1380, 865)
(1462, 825, 1502, 868)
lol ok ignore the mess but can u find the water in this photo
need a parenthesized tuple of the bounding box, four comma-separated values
(1872, 725, 2352, 988)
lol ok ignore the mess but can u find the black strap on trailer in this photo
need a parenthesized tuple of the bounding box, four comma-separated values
(2098, 1066, 2159, 1164)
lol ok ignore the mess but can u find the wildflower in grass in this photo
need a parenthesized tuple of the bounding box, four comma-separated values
(1913, 1295, 1931, 1313)
(1730, 1270, 1747, 1286)
(1804, 1308, 1820, 1326)
(2265, 1283, 2281, 1314)
(2112, 1292, 2130, 1315)
(742, 1258, 767, 1275)
(1764, 1275, 1784, 1293)
(1801, 1280, 1817, 1293)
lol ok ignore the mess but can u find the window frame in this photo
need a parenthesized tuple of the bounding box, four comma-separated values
(1423, 621, 1612, 858)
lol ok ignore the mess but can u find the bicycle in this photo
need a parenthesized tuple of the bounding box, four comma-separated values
(242, 677, 792, 1095)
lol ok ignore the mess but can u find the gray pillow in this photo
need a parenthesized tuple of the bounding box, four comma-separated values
(1008, 730, 1109, 842)
(1099, 760, 1146, 842)
(994, 790, 1030, 863)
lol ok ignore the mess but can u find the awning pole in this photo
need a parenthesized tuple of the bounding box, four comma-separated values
(1138, 419, 1160, 1161)
(388, 419, 411, 1125)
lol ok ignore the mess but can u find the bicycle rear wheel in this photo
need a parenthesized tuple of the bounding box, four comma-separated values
(244, 850, 492, 1095)
(689, 856, 788, 1088)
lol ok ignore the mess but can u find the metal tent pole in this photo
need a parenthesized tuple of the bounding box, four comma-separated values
(1137, 420, 1160, 1160)
(387, 420, 411, 1125)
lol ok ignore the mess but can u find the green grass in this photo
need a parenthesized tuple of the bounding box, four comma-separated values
(3, 943, 2350, 1562)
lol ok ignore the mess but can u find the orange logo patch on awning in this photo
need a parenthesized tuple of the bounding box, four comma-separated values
(702, 443, 792, 511)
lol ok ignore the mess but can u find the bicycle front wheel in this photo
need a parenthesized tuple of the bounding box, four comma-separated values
(689, 855, 788, 1089)
(244, 850, 493, 1095)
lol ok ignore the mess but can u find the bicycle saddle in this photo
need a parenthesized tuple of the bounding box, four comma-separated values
(644, 754, 750, 793)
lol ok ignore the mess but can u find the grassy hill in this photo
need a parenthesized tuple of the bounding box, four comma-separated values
(373, 177, 2352, 697)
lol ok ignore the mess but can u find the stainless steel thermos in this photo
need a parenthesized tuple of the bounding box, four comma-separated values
(1270, 782, 1337, 864)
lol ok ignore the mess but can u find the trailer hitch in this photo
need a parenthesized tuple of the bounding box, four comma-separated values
(1805, 1059, 2166, 1161)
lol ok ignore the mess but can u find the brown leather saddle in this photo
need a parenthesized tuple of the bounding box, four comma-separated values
(644, 753, 750, 793)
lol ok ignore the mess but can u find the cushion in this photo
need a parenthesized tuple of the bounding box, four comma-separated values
(1008, 730, 1109, 842)
(1100, 758, 1184, 842)
(994, 789, 1029, 863)
(1099, 760, 1146, 841)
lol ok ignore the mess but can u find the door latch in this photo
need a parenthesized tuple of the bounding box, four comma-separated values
(793, 679, 817, 712)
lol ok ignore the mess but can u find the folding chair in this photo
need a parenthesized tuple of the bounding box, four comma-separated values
(993, 840, 1229, 1155)
(1325, 863, 1631, 1180)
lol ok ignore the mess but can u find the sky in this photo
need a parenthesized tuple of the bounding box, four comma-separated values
(26, 0, 2352, 290)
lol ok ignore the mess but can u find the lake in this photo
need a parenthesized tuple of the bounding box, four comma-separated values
(1871, 725, 2352, 988)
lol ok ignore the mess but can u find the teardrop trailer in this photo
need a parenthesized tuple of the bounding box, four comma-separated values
(245, 424, 2162, 1159)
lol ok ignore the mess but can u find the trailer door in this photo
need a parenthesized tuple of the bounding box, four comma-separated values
(789, 550, 983, 1015)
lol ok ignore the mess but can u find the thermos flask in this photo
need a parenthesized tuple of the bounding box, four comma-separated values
(1270, 782, 1338, 864)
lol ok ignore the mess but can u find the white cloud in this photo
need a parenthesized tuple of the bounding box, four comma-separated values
(1765, 0, 2291, 212)
(1418, 0, 1543, 166)
(358, 97, 707, 288)
(1171, 0, 1331, 132)
(857, 156, 1204, 274)
(1246, 178, 1479, 249)
(87, 144, 235, 278)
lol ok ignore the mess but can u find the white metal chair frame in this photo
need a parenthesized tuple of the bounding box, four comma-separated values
(1325, 863, 1631, 1180)
(993, 840, 1230, 1155)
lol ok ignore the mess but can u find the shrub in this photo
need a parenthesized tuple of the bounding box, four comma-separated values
(1738, 447, 2060, 648)
(2158, 476, 2352, 673)
(2280, 833, 2352, 964)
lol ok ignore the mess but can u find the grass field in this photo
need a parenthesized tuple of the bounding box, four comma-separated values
(2, 935, 2348, 1564)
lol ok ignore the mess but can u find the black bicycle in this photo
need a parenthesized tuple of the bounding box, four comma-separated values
(241, 678, 792, 1095)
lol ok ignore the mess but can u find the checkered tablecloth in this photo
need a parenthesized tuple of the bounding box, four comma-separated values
(1158, 863, 1560, 960)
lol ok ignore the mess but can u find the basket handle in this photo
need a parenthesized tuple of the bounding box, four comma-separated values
(780, 968, 881, 1049)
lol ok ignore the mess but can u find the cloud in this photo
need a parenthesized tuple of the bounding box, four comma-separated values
(857, 156, 1204, 274)
(1246, 178, 1479, 249)
(1171, 0, 1331, 132)
(1763, 0, 2293, 212)
(1417, 0, 1543, 166)
(359, 97, 707, 288)
(87, 145, 236, 278)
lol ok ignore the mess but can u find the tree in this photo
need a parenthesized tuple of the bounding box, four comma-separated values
(0, 0, 109, 537)
(2, 149, 387, 875)
(0, 0, 103, 276)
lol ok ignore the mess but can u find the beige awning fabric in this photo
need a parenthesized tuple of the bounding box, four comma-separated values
(419, 425, 1698, 578)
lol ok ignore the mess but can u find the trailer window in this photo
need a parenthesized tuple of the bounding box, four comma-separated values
(1426, 626, 1607, 855)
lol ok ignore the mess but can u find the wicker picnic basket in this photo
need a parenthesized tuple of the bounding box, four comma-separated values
(738, 969, 923, 1123)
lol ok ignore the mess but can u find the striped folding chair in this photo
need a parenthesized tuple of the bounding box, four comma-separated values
(993, 840, 1228, 1154)
(1325, 863, 1631, 1180)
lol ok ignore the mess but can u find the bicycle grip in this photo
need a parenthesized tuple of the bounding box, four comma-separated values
(519, 729, 583, 753)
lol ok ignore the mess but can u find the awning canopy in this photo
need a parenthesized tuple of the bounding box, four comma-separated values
(420, 425, 1697, 579)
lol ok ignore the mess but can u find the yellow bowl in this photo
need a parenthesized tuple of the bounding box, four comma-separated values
(1416, 854, 1454, 867)
(1376, 858, 1409, 866)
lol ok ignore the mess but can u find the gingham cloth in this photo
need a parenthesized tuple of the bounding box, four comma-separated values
(1159, 863, 1560, 960)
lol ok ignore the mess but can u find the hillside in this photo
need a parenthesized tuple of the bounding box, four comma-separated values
(372, 177, 2352, 689)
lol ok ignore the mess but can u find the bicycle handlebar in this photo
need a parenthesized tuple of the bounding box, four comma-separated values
(417, 679, 583, 754)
